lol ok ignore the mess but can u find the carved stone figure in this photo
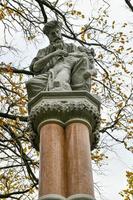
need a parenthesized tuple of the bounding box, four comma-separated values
(26, 20, 97, 100)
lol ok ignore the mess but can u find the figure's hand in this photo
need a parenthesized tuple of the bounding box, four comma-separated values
(53, 49, 68, 57)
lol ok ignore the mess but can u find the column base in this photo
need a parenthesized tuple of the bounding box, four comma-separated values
(38, 194, 96, 200)
(39, 194, 66, 200)
(68, 194, 96, 200)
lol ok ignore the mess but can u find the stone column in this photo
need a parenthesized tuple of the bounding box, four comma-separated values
(39, 123, 66, 198)
(66, 122, 94, 198)
(28, 91, 100, 200)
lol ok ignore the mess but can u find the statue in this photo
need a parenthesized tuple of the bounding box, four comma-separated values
(26, 21, 101, 200)
(26, 20, 97, 100)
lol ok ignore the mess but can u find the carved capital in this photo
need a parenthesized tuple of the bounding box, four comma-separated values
(28, 91, 101, 151)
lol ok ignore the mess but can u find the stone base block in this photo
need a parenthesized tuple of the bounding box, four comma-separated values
(68, 194, 96, 200)
(39, 194, 66, 200)
(38, 194, 96, 200)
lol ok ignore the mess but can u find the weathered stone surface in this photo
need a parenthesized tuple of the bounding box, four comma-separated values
(26, 20, 97, 100)
(28, 91, 100, 151)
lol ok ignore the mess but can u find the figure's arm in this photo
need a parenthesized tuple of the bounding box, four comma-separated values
(33, 51, 55, 73)
(33, 49, 68, 73)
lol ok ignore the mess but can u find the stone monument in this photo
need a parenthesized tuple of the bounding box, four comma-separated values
(26, 20, 100, 200)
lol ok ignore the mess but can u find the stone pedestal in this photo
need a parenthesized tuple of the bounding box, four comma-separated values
(28, 91, 100, 200)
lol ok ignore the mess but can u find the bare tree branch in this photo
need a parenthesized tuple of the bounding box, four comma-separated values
(125, 0, 133, 11)
(0, 67, 33, 75)
(0, 112, 28, 122)
(0, 184, 37, 199)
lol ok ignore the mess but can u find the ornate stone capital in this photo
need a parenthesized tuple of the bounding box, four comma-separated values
(28, 91, 101, 151)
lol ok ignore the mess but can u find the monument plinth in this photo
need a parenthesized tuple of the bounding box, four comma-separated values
(28, 91, 100, 200)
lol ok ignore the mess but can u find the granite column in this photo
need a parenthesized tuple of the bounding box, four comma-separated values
(28, 91, 100, 200)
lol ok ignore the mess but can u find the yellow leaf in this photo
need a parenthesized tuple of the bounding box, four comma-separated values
(114, 63, 120, 67)
(19, 107, 27, 115)
(0, 119, 4, 126)
(117, 102, 123, 108)
(87, 33, 91, 39)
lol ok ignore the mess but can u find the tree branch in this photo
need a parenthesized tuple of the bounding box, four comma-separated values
(0, 184, 37, 198)
(35, 0, 48, 23)
(2, 124, 39, 185)
(0, 112, 28, 122)
(125, 0, 133, 11)
(0, 67, 33, 75)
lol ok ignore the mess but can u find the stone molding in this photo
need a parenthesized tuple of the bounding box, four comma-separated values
(38, 194, 96, 200)
(28, 91, 101, 151)
(68, 194, 96, 200)
(39, 194, 66, 200)
(38, 118, 92, 133)
(28, 91, 100, 112)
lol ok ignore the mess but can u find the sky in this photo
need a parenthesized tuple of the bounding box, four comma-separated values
(0, 0, 133, 200)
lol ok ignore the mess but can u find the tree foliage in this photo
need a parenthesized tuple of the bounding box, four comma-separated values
(0, 0, 132, 199)
(120, 171, 133, 200)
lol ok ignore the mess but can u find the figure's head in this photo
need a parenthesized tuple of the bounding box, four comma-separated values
(43, 20, 63, 43)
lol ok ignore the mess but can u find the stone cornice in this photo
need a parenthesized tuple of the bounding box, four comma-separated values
(28, 91, 101, 151)
(28, 91, 100, 112)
